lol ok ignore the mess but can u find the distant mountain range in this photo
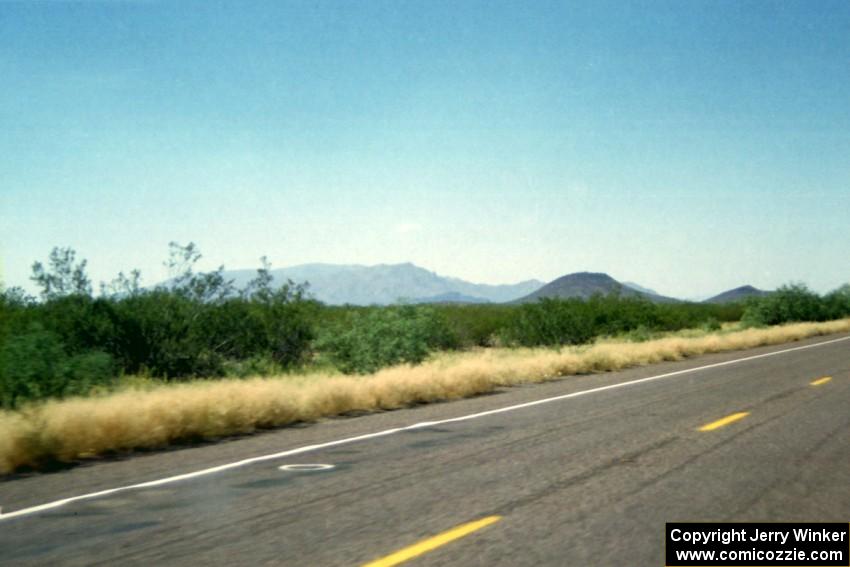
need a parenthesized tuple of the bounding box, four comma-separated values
(220, 263, 544, 305)
(199, 263, 768, 306)
(511, 273, 771, 304)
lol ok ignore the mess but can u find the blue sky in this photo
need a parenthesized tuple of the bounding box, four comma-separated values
(2, 0, 848, 298)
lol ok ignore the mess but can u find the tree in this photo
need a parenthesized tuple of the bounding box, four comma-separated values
(31, 247, 92, 300)
(1, 285, 35, 306)
(742, 283, 825, 326)
(824, 283, 850, 320)
(163, 241, 234, 302)
(100, 269, 143, 298)
(243, 256, 275, 301)
(164, 241, 202, 288)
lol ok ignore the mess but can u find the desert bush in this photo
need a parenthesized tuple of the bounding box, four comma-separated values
(504, 298, 596, 347)
(247, 285, 318, 367)
(434, 304, 515, 347)
(502, 294, 743, 347)
(625, 325, 654, 342)
(317, 305, 456, 374)
(742, 283, 827, 326)
(109, 287, 316, 378)
(0, 246, 317, 405)
(0, 325, 114, 408)
(701, 317, 722, 332)
(111, 291, 216, 377)
(587, 294, 660, 335)
(0, 290, 25, 345)
(824, 284, 850, 320)
(36, 295, 122, 357)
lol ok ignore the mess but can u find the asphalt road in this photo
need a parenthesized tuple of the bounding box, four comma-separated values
(1, 333, 848, 566)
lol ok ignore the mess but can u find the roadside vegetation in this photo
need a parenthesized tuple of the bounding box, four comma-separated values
(2, 319, 849, 473)
(1, 245, 849, 472)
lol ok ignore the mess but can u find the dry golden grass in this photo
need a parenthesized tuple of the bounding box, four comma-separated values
(1, 319, 848, 473)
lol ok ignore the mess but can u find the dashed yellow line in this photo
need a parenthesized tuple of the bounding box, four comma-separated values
(362, 515, 502, 567)
(698, 412, 750, 432)
(810, 376, 832, 386)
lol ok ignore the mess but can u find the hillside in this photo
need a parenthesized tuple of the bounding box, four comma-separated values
(513, 272, 679, 304)
(703, 285, 770, 304)
(622, 281, 659, 296)
(221, 263, 543, 305)
(411, 292, 490, 304)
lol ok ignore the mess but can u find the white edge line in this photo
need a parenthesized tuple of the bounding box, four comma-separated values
(1, 334, 848, 521)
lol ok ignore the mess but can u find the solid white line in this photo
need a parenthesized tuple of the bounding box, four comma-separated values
(1, 334, 848, 521)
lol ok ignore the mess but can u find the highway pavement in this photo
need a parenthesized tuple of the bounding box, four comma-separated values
(0, 333, 848, 566)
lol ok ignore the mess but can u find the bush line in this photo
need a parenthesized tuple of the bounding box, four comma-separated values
(1, 319, 848, 474)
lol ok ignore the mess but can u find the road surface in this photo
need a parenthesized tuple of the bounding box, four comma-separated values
(1, 333, 848, 566)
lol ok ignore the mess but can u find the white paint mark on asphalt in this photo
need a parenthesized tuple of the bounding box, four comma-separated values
(278, 464, 335, 472)
(1, 334, 848, 521)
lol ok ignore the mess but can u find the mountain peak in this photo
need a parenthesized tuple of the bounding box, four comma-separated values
(514, 271, 678, 304)
(704, 285, 769, 304)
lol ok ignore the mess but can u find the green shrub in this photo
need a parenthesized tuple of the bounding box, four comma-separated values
(434, 304, 515, 347)
(502, 294, 742, 347)
(742, 284, 826, 326)
(112, 291, 208, 377)
(317, 305, 456, 374)
(587, 294, 660, 335)
(110, 288, 316, 379)
(248, 286, 318, 368)
(221, 354, 284, 378)
(701, 317, 722, 332)
(0, 325, 114, 408)
(824, 284, 850, 320)
(626, 325, 654, 342)
(504, 298, 595, 347)
(61, 351, 115, 395)
(37, 295, 121, 357)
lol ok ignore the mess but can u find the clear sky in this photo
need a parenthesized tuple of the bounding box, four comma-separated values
(2, 0, 848, 299)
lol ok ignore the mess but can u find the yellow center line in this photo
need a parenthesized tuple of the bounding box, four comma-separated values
(698, 411, 750, 432)
(810, 376, 832, 386)
(362, 515, 502, 567)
